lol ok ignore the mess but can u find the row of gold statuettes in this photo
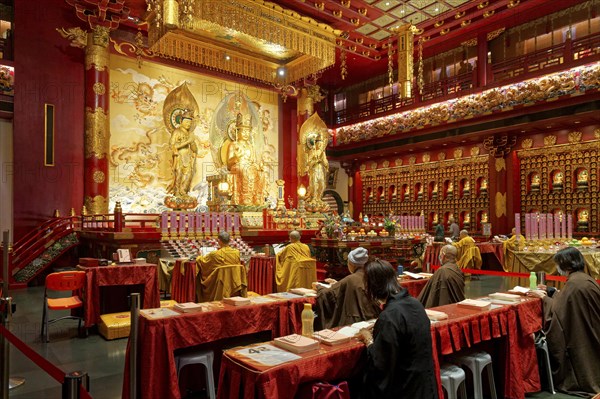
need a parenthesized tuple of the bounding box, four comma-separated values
(528, 169, 594, 193)
(366, 181, 488, 203)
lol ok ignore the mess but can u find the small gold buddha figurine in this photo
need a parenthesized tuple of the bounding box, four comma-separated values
(463, 179, 470, 196)
(577, 209, 589, 232)
(481, 211, 488, 223)
(463, 212, 471, 229)
(446, 181, 454, 199)
(552, 171, 564, 192)
(403, 186, 410, 201)
(432, 213, 439, 225)
(577, 169, 589, 191)
(417, 184, 424, 200)
(530, 173, 541, 192)
(431, 182, 438, 200)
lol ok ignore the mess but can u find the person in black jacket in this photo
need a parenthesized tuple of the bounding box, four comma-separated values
(357, 259, 439, 399)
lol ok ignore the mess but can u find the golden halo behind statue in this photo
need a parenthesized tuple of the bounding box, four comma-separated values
(162, 82, 199, 134)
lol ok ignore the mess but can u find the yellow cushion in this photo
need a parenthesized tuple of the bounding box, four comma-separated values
(98, 312, 130, 340)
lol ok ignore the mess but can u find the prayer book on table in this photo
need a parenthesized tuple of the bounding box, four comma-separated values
(173, 302, 205, 313)
(425, 309, 448, 321)
(273, 334, 320, 353)
(313, 329, 352, 346)
(403, 271, 427, 279)
(508, 286, 530, 295)
(222, 296, 251, 306)
(289, 288, 317, 296)
(268, 292, 303, 300)
(488, 292, 521, 302)
(457, 299, 491, 310)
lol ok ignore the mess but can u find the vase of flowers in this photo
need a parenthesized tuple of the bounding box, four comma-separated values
(383, 217, 397, 236)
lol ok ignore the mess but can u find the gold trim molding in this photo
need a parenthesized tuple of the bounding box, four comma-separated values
(84, 195, 108, 215)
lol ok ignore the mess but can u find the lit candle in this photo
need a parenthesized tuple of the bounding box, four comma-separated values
(567, 214, 573, 239)
(561, 214, 566, 239)
(554, 214, 560, 240)
(539, 214, 546, 240)
(212, 212, 218, 234)
(204, 212, 210, 235)
(525, 213, 531, 240)
(514, 213, 521, 238)
(188, 212, 194, 234)
(161, 212, 168, 233)
(170, 212, 178, 234)
(234, 213, 240, 234)
(196, 213, 202, 235)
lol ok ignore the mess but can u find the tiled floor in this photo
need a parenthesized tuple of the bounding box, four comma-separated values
(4, 276, 577, 398)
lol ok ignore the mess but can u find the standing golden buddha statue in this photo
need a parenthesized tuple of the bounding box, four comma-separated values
(226, 113, 266, 207)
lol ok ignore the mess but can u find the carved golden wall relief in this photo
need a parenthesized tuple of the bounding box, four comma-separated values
(495, 158, 506, 172)
(85, 28, 110, 71)
(93, 170, 106, 184)
(521, 139, 533, 149)
(92, 82, 106, 95)
(568, 131, 582, 143)
(544, 135, 557, 146)
(84, 195, 108, 215)
(495, 192, 507, 217)
(84, 107, 108, 159)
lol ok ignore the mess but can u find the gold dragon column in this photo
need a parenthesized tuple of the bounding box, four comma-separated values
(61, 0, 129, 214)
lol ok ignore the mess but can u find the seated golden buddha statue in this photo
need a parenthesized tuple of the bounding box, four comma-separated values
(417, 184, 423, 200)
(432, 213, 439, 226)
(577, 169, 589, 191)
(431, 182, 438, 200)
(577, 209, 589, 232)
(552, 171, 564, 192)
(462, 180, 470, 196)
(403, 186, 410, 201)
(481, 211, 488, 224)
(446, 181, 454, 199)
(530, 173, 541, 192)
(463, 212, 471, 229)
(479, 178, 488, 196)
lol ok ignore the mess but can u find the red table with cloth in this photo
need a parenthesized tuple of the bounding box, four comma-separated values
(171, 259, 198, 303)
(217, 297, 542, 399)
(248, 256, 275, 295)
(424, 242, 504, 269)
(122, 297, 312, 399)
(399, 278, 428, 298)
(77, 264, 160, 328)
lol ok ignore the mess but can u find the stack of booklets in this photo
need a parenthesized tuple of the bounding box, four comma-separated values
(313, 329, 352, 346)
(222, 296, 251, 306)
(488, 292, 522, 303)
(425, 309, 448, 321)
(273, 334, 320, 353)
(457, 299, 491, 310)
(289, 288, 317, 296)
(173, 302, 205, 313)
(508, 286, 530, 295)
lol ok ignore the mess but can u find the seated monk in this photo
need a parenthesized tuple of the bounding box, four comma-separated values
(529, 247, 600, 396)
(418, 245, 465, 308)
(450, 230, 482, 269)
(196, 231, 240, 280)
(276, 230, 317, 292)
(314, 247, 380, 329)
(502, 227, 525, 272)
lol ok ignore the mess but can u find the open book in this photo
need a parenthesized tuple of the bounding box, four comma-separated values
(273, 334, 320, 353)
(272, 243, 287, 255)
(457, 299, 491, 310)
(508, 286, 530, 295)
(313, 329, 352, 346)
(488, 292, 522, 302)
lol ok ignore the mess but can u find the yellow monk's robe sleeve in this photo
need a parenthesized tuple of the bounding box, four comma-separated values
(502, 235, 525, 272)
(276, 243, 315, 292)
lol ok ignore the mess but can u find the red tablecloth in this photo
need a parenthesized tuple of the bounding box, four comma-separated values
(122, 297, 312, 399)
(77, 264, 160, 328)
(171, 259, 197, 303)
(248, 256, 275, 295)
(400, 278, 428, 298)
(218, 297, 542, 399)
(424, 242, 504, 268)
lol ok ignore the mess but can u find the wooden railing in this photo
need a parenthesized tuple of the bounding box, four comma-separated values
(81, 213, 159, 232)
(332, 31, 600, 128)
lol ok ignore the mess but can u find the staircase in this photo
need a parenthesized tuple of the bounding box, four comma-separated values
(0, 216, 80, 287)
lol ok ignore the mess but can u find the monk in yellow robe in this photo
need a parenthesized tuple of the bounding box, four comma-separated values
(196, 231, 241, 276)
(450, 230, 482, 269)
(276, 230, 317, 292)
(503, 227, 525, 272)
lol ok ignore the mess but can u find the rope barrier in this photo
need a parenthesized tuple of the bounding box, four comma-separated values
(0, 324, 65, 383)
(430, 265, 600, 284)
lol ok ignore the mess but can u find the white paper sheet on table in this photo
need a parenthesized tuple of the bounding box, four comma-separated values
(337, 326, 360, 337)
(235, 343, 301, 366)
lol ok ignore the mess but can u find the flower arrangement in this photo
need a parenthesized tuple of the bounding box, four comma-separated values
(383, 217, 398, 235)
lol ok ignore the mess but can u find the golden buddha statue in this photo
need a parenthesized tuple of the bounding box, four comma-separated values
(577, 209, 589, 232)
(432, 212, 439, 225)
(305, 134, 329, 207)
(577, 169, 589, 191)
(226, 113, 265, 207)
(463, 179, 470, 196)
(403, 185, 410, 201)
(431, 182, 438, 200)
(167, 111, 198, 199)
(530, 173, 541, 192)
(417, 184, 424, 200)
(446, 181, 454, 199)
(463, 212, 471, 229)
(480, 177, 488, 196)
(481, 211, 488, 223)
(552, 171, 564, 192)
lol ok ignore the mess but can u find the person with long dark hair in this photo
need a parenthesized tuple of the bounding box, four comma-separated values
(529, 247, 600, 397)
(357, 259, 438, 399)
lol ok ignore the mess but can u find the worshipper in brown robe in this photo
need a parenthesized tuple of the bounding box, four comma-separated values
(357, 259, 438, 399)
(418, 244, 465, 308)
(315, 247, 380, 329)
(529, 247, 600, 397)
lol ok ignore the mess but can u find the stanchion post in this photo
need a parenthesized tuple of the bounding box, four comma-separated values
(62, 371, 88, 399)
(129, 293, 140, 399)
(538, 271, 546, 286)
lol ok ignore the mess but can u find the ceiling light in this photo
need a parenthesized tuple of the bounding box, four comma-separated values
(574, 121, 581, 124)
(224, 54, 231, 61)
(277, 66, 286, 77)
(435, 8, 439, 11)
(385, 2, 390, 6)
